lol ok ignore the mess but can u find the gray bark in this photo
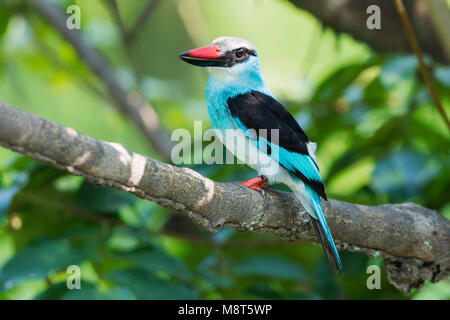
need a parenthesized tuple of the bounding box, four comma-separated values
(0, 101, 448, 292)
(287, 0, 449, 63)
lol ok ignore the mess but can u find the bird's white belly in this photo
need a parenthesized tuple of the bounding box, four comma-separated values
(214, 128, 317, 217)
(214, 128, 291, 184)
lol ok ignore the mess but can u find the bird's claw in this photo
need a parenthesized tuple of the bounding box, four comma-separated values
(240, 175, 269, 196)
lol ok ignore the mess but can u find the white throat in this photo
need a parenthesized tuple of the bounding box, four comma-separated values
(207, 56, 264, 86)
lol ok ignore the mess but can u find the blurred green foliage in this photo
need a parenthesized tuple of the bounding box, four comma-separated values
(0, 0, 449, 300)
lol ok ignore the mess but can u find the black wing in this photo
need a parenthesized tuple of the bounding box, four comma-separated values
(227, 91, 327, 199)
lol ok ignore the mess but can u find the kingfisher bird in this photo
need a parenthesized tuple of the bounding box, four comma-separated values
(179, 36, 343, 274)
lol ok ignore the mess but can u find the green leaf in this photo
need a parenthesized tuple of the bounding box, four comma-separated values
(0, 172, 28, 221)
(107, 268, 199, 299)
(371, 148, 441, 200)
(26, 165, 66, 188)
(379, 55, 418, 89)
(362, 77, 389, 108)
(62, 287, 135, 300)
(434, 67, 450, 88)
(413, 280, 450, 300)
(116, 248, 191, 280)
(246, 282, 283, 299)
(75, 181, 137, 214)
(0, 7, 12, 40)
(37, 281, 136, 300)
(54, 175, 83, 192)
(197, 270, 233, 289)
(233, 255, 306, 281)
(212, 228, 235, 244)
(0, 186, 19, 221)
(35, 281, 75, 300)
(195, 255, 233, 289)
(312, 258, 340, 299)
(0, 238, 90, 291)
(35, 280, 88, 300)
(6, 156, 35, 172)
(119, 199, 169, 230)
(312, 58, 382, 103)
(325, 116, 407, 181)
(340, 251, 368, 277)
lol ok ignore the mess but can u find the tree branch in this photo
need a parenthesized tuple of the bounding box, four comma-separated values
(28, 0, 172, 160)
(125, 0, 163, 45)
(426, 0, 450, 63)
(287, 0, 449, 64)
(393, 0, 449, 131)
(0, 100, 449, 293)
(105, 0, 128, 42)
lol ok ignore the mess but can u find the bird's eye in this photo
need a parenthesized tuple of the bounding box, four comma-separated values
(234, 48, 246, 58)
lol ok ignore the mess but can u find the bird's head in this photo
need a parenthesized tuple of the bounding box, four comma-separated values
(179, 36, 261, 83)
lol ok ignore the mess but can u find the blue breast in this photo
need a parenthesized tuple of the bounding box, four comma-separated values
(205, 58, 271, 131)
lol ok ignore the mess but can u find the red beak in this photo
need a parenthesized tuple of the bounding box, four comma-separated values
(184, 45, 221, 59)
(179, 45, 227, 67)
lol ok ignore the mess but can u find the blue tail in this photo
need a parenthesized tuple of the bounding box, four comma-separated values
(305, 185, 343, 274)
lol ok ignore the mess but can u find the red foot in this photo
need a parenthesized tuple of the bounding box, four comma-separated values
(240, 176, 269, 192)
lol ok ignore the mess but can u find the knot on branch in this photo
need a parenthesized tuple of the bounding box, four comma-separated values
(385, 256, 449, 293)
